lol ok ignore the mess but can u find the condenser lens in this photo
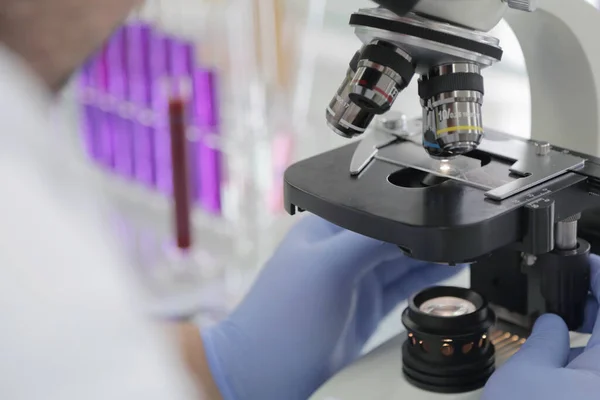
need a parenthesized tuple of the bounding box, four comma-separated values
(402, 286, 496, 393)
(419, 296, 476, 317)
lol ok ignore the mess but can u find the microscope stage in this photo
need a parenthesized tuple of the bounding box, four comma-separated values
(284, 123, 600, 263)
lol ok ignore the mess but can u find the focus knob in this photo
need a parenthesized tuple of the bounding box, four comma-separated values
(506, 0, 537, 12)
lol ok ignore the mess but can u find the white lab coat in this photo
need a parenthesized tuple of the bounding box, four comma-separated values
(0, 47, 197, 398)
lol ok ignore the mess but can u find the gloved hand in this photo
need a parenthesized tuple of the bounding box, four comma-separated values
(482, 254, 600, 400)
(201, 214, 465, 400)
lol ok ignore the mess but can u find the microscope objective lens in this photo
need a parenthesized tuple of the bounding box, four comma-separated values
(326, 41, 415, 139)
(419, 63, 485, 159)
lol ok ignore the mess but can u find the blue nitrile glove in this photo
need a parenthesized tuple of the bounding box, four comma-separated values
(482, 254, 600, 400)
(201, 214, 465, 400)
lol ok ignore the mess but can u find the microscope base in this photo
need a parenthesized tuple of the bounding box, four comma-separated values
(310, 331, 591, 400)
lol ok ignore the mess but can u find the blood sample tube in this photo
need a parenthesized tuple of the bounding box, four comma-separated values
(127, 21, 156, 187)
(108, 27, 135, 178)
(192, 68, 222, 215)
(169, 95, 193, 250)
(170, 39, 196, 196)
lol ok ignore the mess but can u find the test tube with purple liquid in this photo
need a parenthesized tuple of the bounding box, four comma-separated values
(192, 68, 222, 215)
(76, 21, 225, 217)
(107, 27, 135, 178)
(150, 29, 175, 195)
(94, 46, 115, 170)
(126, 21, 156, 187)
(78, 58, 99, 161)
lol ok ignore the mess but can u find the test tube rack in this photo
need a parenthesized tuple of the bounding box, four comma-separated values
(77, 21, 224, 216)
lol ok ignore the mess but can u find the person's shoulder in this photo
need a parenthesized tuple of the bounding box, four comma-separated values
(0, 43, 53, 159)
(0, 44, 51, 107)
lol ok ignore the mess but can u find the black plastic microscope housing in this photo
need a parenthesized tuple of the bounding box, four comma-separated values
(283, 133, 600, 333)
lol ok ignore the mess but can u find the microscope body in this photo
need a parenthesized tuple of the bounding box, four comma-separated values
(286, 0, 600, 398)
(322, 0, 600, 331)
(381, 0, 511, 31)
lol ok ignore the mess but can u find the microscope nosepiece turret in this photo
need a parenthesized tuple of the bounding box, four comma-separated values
(326, 7, 504, 159)
(327, 46, 486, 160)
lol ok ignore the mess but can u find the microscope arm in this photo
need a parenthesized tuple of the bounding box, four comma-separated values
(504, 0, 600, 156)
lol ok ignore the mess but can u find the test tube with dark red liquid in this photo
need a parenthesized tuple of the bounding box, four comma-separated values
(169, 89, 193, 250)
(171, 39, 197, 197)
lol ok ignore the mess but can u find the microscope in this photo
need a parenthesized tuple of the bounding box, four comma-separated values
(283, 0, 600, 398)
